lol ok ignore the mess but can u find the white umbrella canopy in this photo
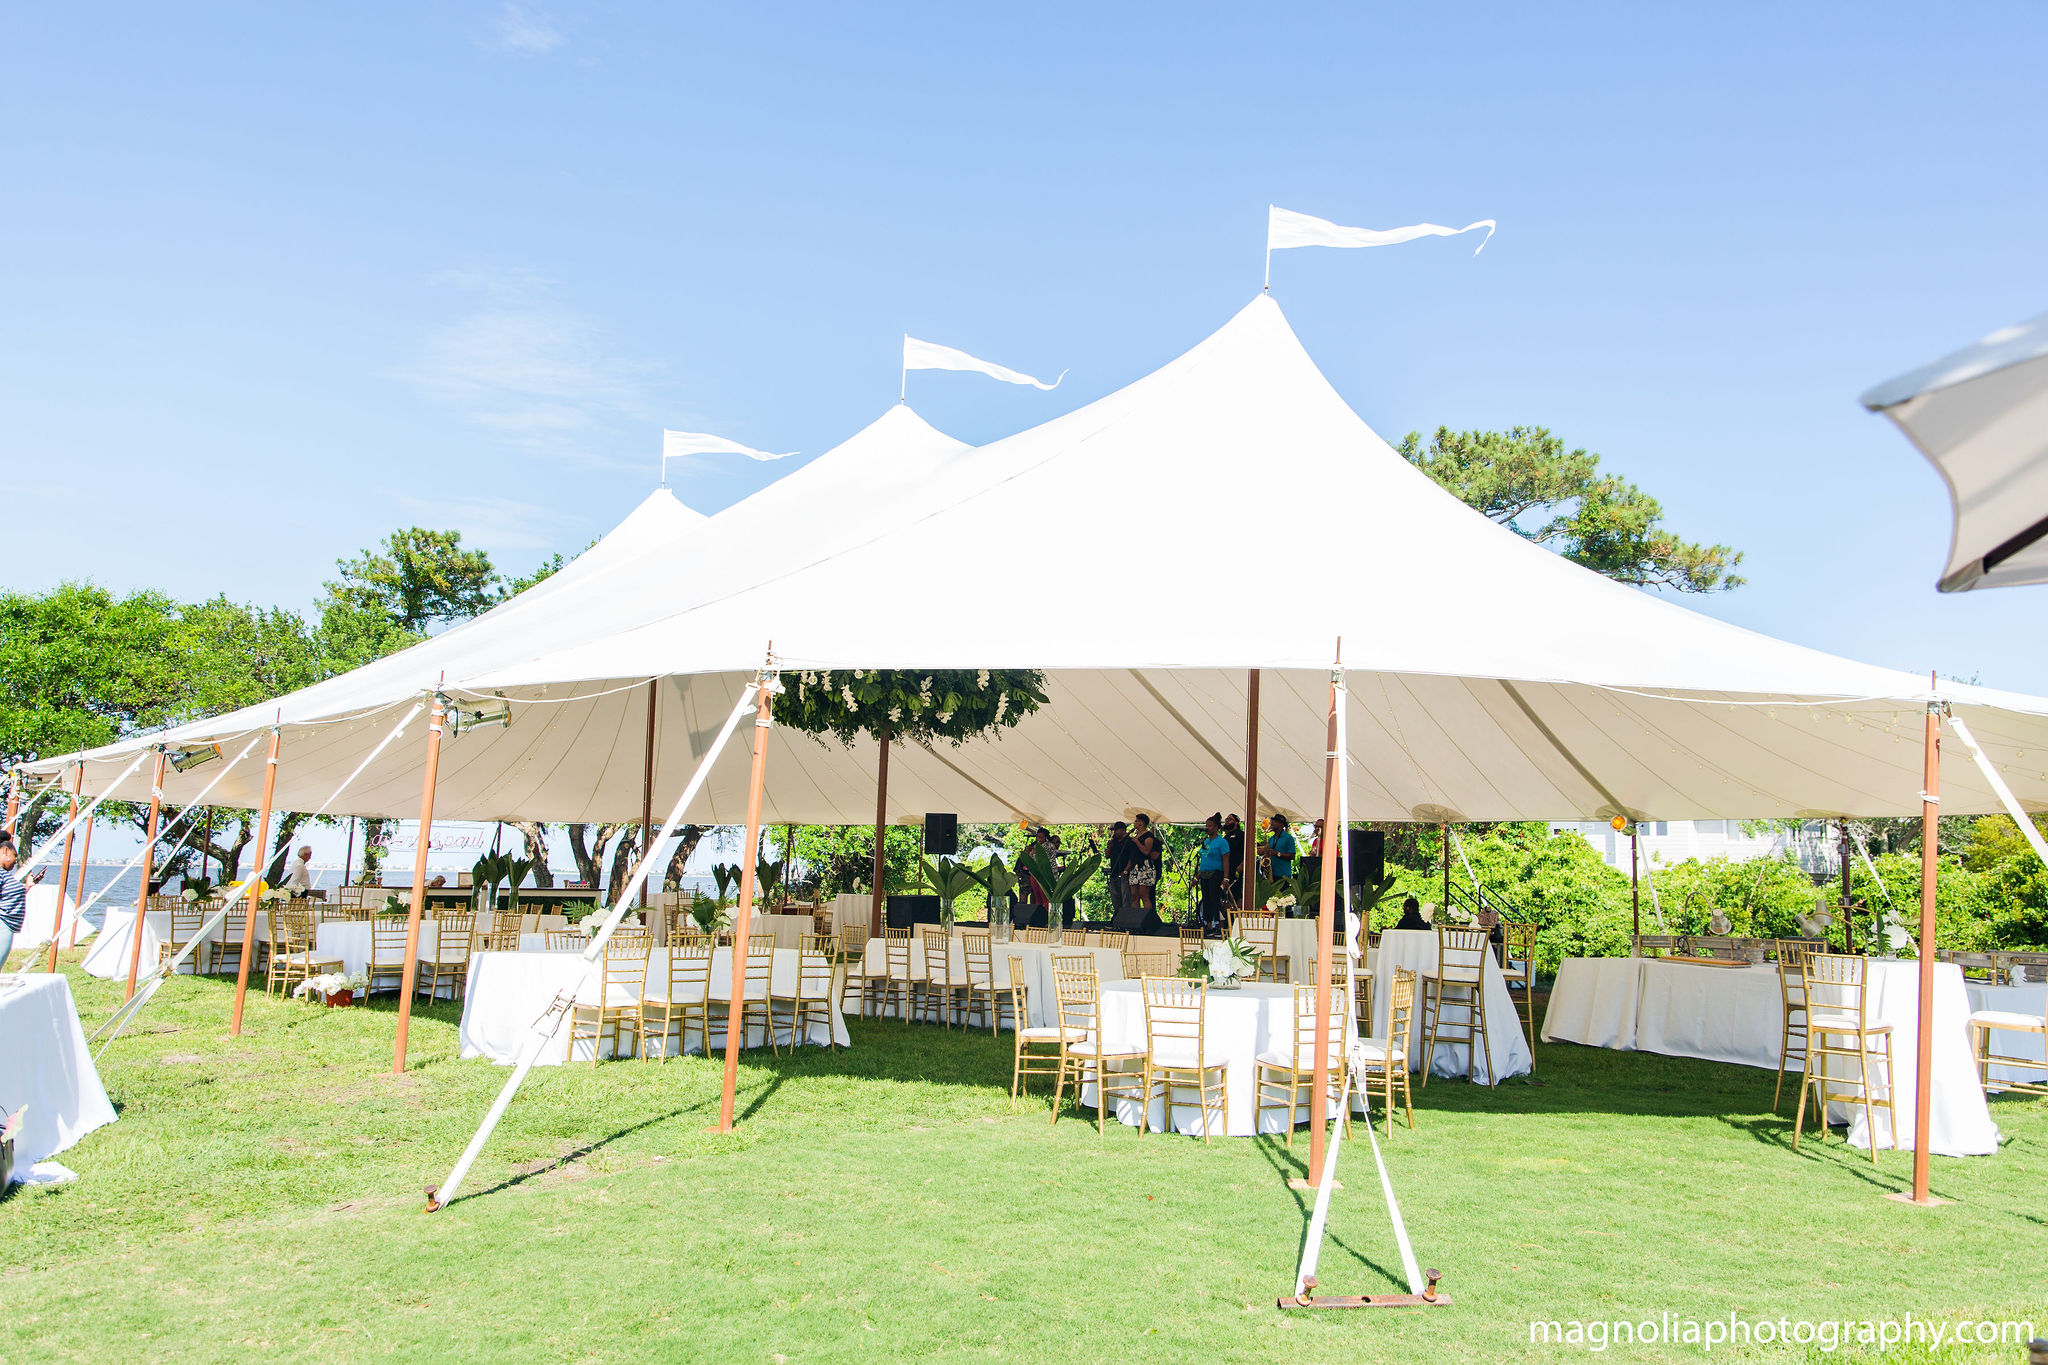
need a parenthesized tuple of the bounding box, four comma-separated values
(1863, 309, 2048, 592)
(31, 299, 2048, 827)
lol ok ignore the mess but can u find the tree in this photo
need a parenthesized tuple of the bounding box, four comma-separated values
(1398, 426, 1744, 592)
(321, 528, 500, 639)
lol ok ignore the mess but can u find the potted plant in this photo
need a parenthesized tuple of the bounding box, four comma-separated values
(502, 857, 534, 917)
(919, 855, 978, 934)
(294, 971, 368, 1007)
(1015, 845, 1102, 948)
(1178, 937, 1263, 990)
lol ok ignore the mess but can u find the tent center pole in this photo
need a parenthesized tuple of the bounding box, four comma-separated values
(1242, 669, 1260, 917)
(392, 692, 448, 1075)
(640, 679, 658, 908)
(44, 766, 82, 973)
(70, 809, 95, 949)
(1309, 645, 1341, 1183)
(870, 728, 890, 940)
(716, 670, 776, 1132)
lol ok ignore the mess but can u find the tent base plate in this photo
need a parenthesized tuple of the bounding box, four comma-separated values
(1883, 1191, 1953, 1208)
(1277, 1293, 1453, 1311)
(1286, 1177, 1341, 1191)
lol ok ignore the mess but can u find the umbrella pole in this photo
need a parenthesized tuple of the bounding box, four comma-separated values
(392, 692, 447, 1075)
(1242, 669, 1260, 917)
(870, 728, 890, 940)
(640, 679, 658, 908)
(124, 751, 168, 1001)
(231, 722, 282, 1037)
(715, 669, 776, 1132)
(1308, 644, 1341, 1182)
(44, 766, 82, 972)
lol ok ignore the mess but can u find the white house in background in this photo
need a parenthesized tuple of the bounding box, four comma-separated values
(1551, 819, 1842, 877)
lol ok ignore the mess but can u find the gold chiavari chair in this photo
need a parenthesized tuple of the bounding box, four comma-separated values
(1095, 930, 1129, 954)
(1138, 976, 1228, 1142)
(1420, 926, 1496, 1087)
(268, 908, 344, 997)
(1794, 952, 1895, 1163)
(417, 911, 474, 1001)
(1178, 924, 1205, 957)
(1015, 927, 1049, 945)
(1010, 953, 1069, 1108)
(545, 928, 586, 951)
(160, 902, 209, 975)
(959, 933, 1006, 1032)
(1968, 987, 2048, 1097)
(873, 934, 915, 1020)
(211, 901, 248, 978)
(367, 920, 412, 996)
(1049, 961, 1145, 1135)
(1125, 950, 1176, 982)
(1229, 911, 1282, 982)
(773, 936, 839, 1053)
(640, 940, 715, 1060)
(1310, 954, 1371, 1038)
(919, 925, 961, 1026)
(477, 928, 520, 953)
(837, 925, 868, 1015)
(1255, 982, 1351, 1146)
(1352, 967, 1416, 1135)
(566, 931, 649, 1062)
(1774, 940, 1811, 1113)
(1500, 922, 1539, 1051)
(738, 934, 777, 1047)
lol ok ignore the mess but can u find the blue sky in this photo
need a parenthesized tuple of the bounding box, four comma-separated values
(6, 3, 2046, 689)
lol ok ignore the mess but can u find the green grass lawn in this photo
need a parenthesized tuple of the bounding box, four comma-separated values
(3, 954, 2043, 1364)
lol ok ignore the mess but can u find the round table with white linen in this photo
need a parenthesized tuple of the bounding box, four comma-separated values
(82, 907, 271, 980)
(0, 974, 117, 1175)
(459, 946, 848, 1065)
(1372, 927, 1533, 1083)
(1090, 980, 1355, 1137)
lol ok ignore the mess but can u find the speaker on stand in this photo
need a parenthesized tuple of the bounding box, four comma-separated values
(923, 813, 958, 857)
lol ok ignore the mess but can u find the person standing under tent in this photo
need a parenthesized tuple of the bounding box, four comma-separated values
(1265, 815, 1298, 884)
(1128, 813, 1162, 928)
(1104, 821, 1135, 923)
(0, 835, 24, 966)
(1221, 813, 1246, 907)
(1020, 827, 1055, 924)
(1197, 814, 1230, 937)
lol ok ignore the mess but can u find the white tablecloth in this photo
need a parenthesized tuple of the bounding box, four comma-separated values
(20, 886, 92, 949)
(753, 913, 820, 949)
(1372, 928, 1533, 1083)
(1543, 956, 1998, 1156)
(0, 975, 117, 1172)
(1967, 983, 2046, 1087)
(1091, 981, 1355, 1136)
(459, 946, 848, 1065)
(862, 937, 1124, 1028)
(82, 908, 271, 980)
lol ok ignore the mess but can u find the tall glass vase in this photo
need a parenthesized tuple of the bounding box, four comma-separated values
(1047, 899, 1064, 947)
(990, 897, 1012, 944)
(939, 897, 956, 936)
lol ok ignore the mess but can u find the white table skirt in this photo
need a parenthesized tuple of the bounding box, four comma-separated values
(1090, 981, 1355, 1137)
(753, 913, 819, 950)
(459, 946, 848, 1065)
(861, 937, 1123, 1028)
(0, 975, 117, 1171)
(1372, 928, 1533, 1083)
(1542, 956, 1999, 1156)
(1967, 983, 2047, 1087)
(82, 908, 271, 980)
(20, 887, 93, 949)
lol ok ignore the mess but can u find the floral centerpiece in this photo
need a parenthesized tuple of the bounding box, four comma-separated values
(294, 971, 367, 1007)
(1178, 937, 1263, 989)
(179, 876, 216, 903)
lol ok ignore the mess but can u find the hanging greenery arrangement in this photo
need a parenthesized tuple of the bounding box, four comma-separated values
(774, 668, 1048, 747)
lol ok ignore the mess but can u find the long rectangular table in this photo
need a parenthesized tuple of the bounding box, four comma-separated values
(82, 908, 272, 980)
(1542, 955, 1999, 1155)
(0, 975, 117, 1175)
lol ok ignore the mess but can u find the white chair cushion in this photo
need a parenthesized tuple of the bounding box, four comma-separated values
(1017, 1026, 1080, 1041)
(1970, 1009, 2048, 1031)
(1147, 1042, 1209, 1070)
(1809, 1011, 1887, 1033)
(1254, 1048, 1316, 1070)
(1068, 1038, 1142, 1058)
(1348, 1038, 1400, 1064)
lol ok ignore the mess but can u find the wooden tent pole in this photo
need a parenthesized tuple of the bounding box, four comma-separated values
(639, 679, 658, 908)
(1839, 817, 1853, 952)
(1910, 696, 1942, 1204)
(4, 768, 17, 836)
(44, 766, 83, 972)
(715, 673, 776, 1132)
(870, 728, 890, 938)
(1308, 645, 1341, 1182)
(1242, 669, 1261, 917)
(392, 693, 447, 1075)
(69, 810, 94, 948)
(1440, 823, 1449, 912)
(124, 751, 168, 1001)
(342, 818, 356, 890)
(231, 723, 282, 1036)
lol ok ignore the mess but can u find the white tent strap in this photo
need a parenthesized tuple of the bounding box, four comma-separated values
(1847, 826, 1896, 910)
(1948, 715, 2048, 873)
(1448, 825, 1483, 901)
(443, 676, 657, 707)
(1638, 838, 1668, 932)
(430, 681, 763, 1211)
(19, 751, 149, 877)
(311, 703, 423, 818)
(52, 735, 264, 947)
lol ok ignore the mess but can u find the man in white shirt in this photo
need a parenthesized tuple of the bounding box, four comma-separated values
(282, 846, 315, 894)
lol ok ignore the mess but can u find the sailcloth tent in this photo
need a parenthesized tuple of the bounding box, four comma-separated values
(27, 297, 2048, 827)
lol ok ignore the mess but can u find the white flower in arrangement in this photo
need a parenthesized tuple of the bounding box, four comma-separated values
(842, 685, 858, 711)
(293, 971, 367, 1001)
(977, 668, 989, 689)
(180, 887, 199, 902)
(994, 692, 1008, 722)
(919, 676, 933, 706)
(1272, 895, 1297, 911)
(936, 710, 953, 724)
(1200, 938, 1262, 983)
(853, 669, 865, 679)
(263, 889, 289, 904)
(889, 705, 902, 723)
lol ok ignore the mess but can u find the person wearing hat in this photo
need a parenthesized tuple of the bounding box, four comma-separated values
(1265, 814, 1298, 882)
(1104, 820, 1136, 923)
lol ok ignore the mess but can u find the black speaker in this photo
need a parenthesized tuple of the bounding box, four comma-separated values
(885, 894, 942, 929)
(1348, 828, 1385, 889)
(923, 812, 958, 856)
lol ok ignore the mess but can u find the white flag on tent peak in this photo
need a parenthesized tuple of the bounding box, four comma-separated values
(661, 430, 797, 462)
(1267, 205, 1497, 256)
(903, 336, 1065, 390)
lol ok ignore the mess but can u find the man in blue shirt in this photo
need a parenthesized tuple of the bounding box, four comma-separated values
(1197, 814, 1230, 937)
(1265, 815, 1298, 883)
(0, 835, 25, 966)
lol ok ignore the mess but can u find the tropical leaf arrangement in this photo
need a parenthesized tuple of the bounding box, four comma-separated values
(710, 863, 741, 908)
(755, 857, 786, 908)
(688, 890, 732, 937)
(1178, 937, 1263, 984)
(179, 876, 216, 903)
(920, 855, 980, 903)
(775, 668, 1048, 747)
(1015, 844, 1102, 911)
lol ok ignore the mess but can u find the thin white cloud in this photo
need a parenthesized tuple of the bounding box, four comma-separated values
(397, 494, 570, 554)
(485, 3, 563, 55)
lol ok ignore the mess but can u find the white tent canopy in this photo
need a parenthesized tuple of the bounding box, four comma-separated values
(30, 298, 2048, 828)
(1863, 309, 2048, 592)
